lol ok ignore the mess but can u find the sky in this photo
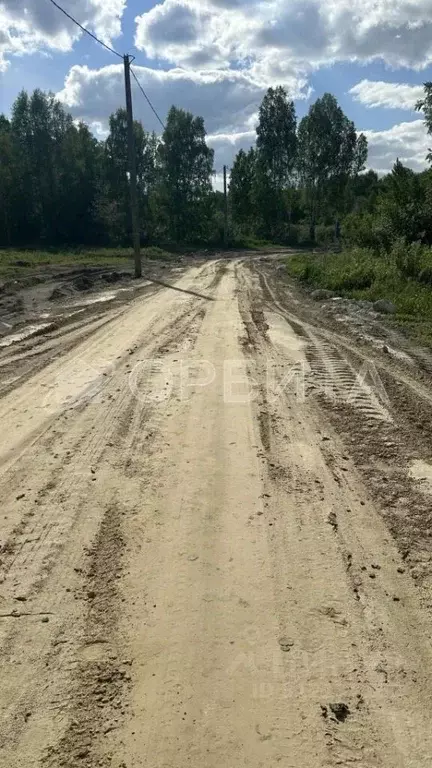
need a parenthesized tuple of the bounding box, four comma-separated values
(1, 0, 432, 182)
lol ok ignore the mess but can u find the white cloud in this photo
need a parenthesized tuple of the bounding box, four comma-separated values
(135, 0, 263, 70)
(3, 0, 432, 88)
(56, 61, 289, 173)
(364, 119, 430, 174)
(0, 0, 125, 71)
(207, 129, 256, 170)
(56, 62, 307, 136)
(90, 120, 109, 138)
(210, 119, 432, 177)
(56, 61, 432, 176)
(135, 0, 231, 68)
(350, 80, 425, 110)
(134, 0, 432, 75)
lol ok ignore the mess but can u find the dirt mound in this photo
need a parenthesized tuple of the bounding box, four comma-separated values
(49, 286, 70, 301)
(73, 274, 95, 291)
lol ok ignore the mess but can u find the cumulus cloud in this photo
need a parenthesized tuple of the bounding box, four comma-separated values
(56, 60, 432, 176)
(349, 80, 425, 110)
(4, 0, 432, 83)
(56, 61, 298, 173)
(364, 119, 430, 174)
(255, 2, 329, 59)
(0, 0, 125, 70)
(56, 62, 307, 135)
(135, 0, 252, 69)
(134, 0, 432, 73)
(207, 129, 256, 170)
(135, 1, 206, 65)
(8, 0, 427, 180)
(209, 118, 432, 177)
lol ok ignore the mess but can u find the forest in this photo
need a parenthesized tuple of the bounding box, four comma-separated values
(1, 84, 432, 258)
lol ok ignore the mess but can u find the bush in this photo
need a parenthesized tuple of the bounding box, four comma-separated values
(315, 224, 335, 247)
(334, 268, 375, 291)
(323, 248, 376, 292)
(284, 224, 299, 246)
(287, 247, 376, 291)
(391, 238, 422, 279)
(297, 224, 315, 246)
(418, 266, 432, 285)
(301, 260, 321, 282)
(342, 212, 384, 252)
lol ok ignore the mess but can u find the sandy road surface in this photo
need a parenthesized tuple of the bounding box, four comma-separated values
(1, 257, 432, 767)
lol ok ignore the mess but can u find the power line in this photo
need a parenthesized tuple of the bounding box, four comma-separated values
(48, 1, 168, 132)
(47, 0, 123, 59)
(130, 68, 166, 131)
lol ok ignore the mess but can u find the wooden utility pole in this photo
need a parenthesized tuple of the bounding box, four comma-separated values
(223, 165, 228, 247)
(123, 54, 142, 279)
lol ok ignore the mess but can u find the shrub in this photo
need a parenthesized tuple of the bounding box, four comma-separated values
(315, 224, 335, 247)
(334, 268, 375, 291)
(391, 238, 423, 279)
(301, 260, 322, 282)
(297, 224, 315, 246)
(342, 213, 381, 251)
(285, 224, 299, 245)
(418, 266, 432, 285)
(325, 249, 376, 292)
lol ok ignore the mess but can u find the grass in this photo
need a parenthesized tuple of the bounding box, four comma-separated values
(0, 239, 286, 281)
(0, 246, 179, 279)
(286, 247, 432, 345)
(231, 236, 282, 251)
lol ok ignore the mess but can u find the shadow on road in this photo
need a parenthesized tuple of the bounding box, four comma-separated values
(144, 276, 215, 302)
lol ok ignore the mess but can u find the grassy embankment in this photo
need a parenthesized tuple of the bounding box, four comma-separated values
(286, 244, 432, 344)
(0, 238, 286, 281)
(0, 246, 179, 280)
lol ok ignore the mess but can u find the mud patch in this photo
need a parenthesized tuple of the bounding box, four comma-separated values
(0, 322, 55, 348)
(266, 311, 306, 363)
(410, 460, 432, 495)
(251, 307, 269, 334)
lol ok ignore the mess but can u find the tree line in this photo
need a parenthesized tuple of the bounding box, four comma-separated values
(230, 87, 368, 243)
(231, 84, 432, 256)
(0, 90, 215, 248)
(1, 85, 432, 251)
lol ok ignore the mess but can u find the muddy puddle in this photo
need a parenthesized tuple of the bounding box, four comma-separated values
(0, 322, 53, 348)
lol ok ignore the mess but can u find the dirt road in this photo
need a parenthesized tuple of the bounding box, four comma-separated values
(1, 256, 432, 767)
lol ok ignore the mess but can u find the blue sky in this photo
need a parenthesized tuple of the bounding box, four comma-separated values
(1, 0, 432, 177)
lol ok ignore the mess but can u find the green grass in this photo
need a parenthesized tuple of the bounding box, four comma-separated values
(0, 246, 178, 279)
(286, 248, 432, 345)
(232, 236, 280, 251)
(0, 239, 288, 282)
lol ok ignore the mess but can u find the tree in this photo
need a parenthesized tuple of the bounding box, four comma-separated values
(416, 83, 432, 162)
(10, 90, 38, 243)
(254, 87, 297, 238)
(101, 108, 158, 243)
(156, 106, 214, 242)
(256, 87, 297, 189)
(347, 169, 379, 214)
(297, 93, 367, 240)
(7, 89, 102, 246)
(5, 84, 429, 254)
(376, 159, 429, 247)
(229, 148, 256, 233)
(0, 116, 14, 245)
(55, 121, 102, 244)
